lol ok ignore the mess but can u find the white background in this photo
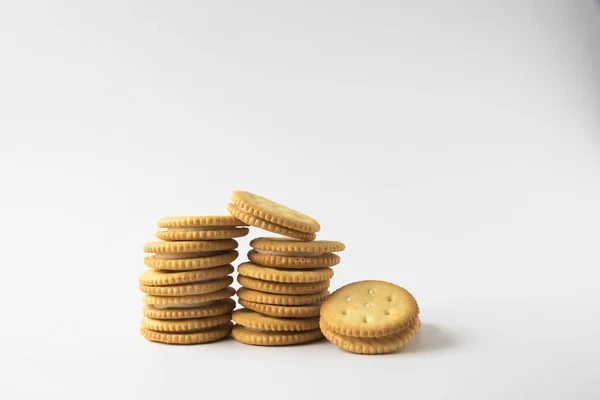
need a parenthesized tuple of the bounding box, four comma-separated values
(1, 1, 600, 399)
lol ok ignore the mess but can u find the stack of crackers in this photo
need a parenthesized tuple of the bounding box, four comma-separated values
(139, 216, 248, 344)
(320, 281, 421, 354)
(225, 191, 346, 346)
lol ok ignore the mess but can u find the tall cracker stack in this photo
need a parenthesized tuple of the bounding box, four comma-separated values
(227, 191, 345, 346)
(139, 216, 248, 344)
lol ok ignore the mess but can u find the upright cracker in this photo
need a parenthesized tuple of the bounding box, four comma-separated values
(248, 250, 340, 269)
(141, 314, 232, 332)
(144, 250, 238, 271)
(231, 191, 320, 233)
(139, 276, 233, 296)
(237, 288, 329, 306)
(140, 323, 232, 345)
(320, 280, 419, 338)
(238, 262, 334, 283)
(321, 318, 421, 355)
(238, 299, 322, 318)
(139, 265, 234, 286)
(237, 275, 330, 295)
(232, 325, 323, 346)
(232, 309, 320, 332)
(250, 237, 345, 253)
(227, 203, 316, 240)
(142, 299, 236, 320)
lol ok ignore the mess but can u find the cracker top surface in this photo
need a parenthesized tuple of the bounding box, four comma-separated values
(143, 239, 238, 253)
(250, 237, 345, 253)
(231, 191, 320, 233)
(320, 280, 419, 338)
(157, 216, 246, 228)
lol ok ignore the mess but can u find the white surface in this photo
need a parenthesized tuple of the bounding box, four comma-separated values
(1, 1, 600, 399)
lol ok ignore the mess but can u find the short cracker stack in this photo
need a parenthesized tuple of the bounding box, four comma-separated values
(320, 280, 420, 354)
(227, 191, 345, 346)
(140, 216, 248, 344)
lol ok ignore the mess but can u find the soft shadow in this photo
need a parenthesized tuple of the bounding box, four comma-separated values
(400, 323, 461, 354)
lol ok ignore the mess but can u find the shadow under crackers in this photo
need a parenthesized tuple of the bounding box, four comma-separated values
(400, 323, 461, 354)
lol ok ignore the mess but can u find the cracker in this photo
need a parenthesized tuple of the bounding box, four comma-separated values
(238, 262, 334, 283)
(141, 314, 232, 332)
(320, 280, 419, 338)
(237, 287, 329, 306)
(144, 250, 238, 271)
(143, 240, 238, 254)
(248, 250, 340, 269)
(142, 299, 236, 320)
(237, 275, 330, 295)
(321, 318, 421, 354)
(139, 276, 233, 296)
(250, 237, 345, 253)
(232, 309, 319, 332)
(231, 325, 323, 346)
(157, 216, 246, 228)
(139, 265, 234, 286)
(239, 299, 322, 318)
(156, 227, 249, 241)
(231, 191, 320, 233)
(142, 287, 235, 308)
(140, 323, 232, 345)
(227, 203, 316, 241)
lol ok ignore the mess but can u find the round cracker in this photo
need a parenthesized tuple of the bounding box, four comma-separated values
(139, 276, 233, 296)
(237, 275, 330, 295)
(248, 250, 340, 269)
(143, 240, 237, 254)
(232, 309, 319, 332)
(140, 323, 232, 345)
(231, 191, 320, 233)
(142, 299, 236, 320)
(139, 265, 234, 286)
(144, 250, 238, 271)
(321, 318, 421, 354)
(141, 314, 232, 332)
(237, 262, 333, 283)
(237, 287, 329, 306)
(320, 280, 419, 338)
(239, 299, 322, 318)
(250, 237, 344, 253)
(156, 227, 249, 241)
(157, 216, 246, 227)
(227, 203, 316, 241)
(142, 287, 235, 307)
(231, 325, 323, 346)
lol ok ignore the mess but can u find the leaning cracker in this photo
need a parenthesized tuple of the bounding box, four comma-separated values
(142, 287, 236, 307)
(231, 191, 320, 233)
(232, 309, 320, 332)
(157, 216, 246, 228)
(250, 237, 345, 253)
(140, 323, 232, 345)
(237, 275, 330, 295)
(321, 318, 421, 355)
(238, 262, 334, 283)
(320, 280, 419, 338)
(237, 287, 329, 306)
(232, 325, 323, 346)
(143, 240, 237, 254)
(144, 250, 238, 271)
(239, 299, 322, 318)
(248, 250, 340, 269)
(141, 314, 232, 332)
(227, 203, 316, 241)
(139, 265, 234, 286)
(156, 227, 249, 241)
(139, 276, 233, 296)
(142, 299, 236, 320)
